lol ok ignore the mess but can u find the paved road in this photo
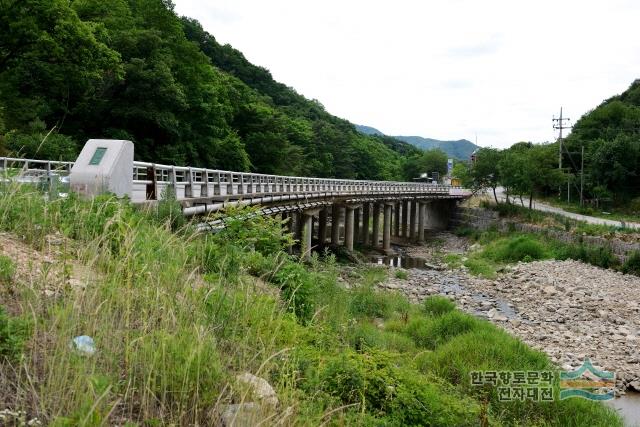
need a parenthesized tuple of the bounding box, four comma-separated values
(494, 189, 640, 230)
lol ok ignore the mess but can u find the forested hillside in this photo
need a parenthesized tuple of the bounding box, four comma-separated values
(563, 80, 640, 203)
(0, 0, 418, 180)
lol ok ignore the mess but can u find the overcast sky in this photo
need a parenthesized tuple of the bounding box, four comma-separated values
(172, 0, 640, 148)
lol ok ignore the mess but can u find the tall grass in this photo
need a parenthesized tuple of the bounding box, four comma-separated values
(0, 183, 623, 425)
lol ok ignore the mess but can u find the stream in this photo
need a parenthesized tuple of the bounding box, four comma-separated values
(372, 246, 640, 426)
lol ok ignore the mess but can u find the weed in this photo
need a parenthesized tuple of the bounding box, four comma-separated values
(394, 269, 408, 280)
(422, 296, 456, 317)
(622, 251, 640, 275)
(0, 255, 15, 283)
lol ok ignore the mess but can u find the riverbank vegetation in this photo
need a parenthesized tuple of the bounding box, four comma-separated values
(449, 227, 639, 280)
(0, 184, 623, 425)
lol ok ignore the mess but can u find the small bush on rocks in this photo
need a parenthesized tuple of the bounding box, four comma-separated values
(422, 296, 455, 317)
(0, 306, 30, 360)
(622, 251, 640, 275)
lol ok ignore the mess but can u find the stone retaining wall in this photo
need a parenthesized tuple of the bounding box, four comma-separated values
(451, 207, 640, 262)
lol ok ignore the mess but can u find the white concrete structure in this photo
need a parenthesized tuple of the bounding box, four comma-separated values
(69, 139, 134, 198)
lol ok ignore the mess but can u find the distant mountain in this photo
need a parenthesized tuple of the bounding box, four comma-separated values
(355, 125, 384, 136)
(355, 125, 478, 160)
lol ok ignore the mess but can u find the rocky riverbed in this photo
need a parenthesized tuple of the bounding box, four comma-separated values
(378, 234, 640, 394)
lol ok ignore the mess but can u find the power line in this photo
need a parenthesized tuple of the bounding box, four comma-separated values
(552, 107, 571, 171)
(553, 107, 571, 200)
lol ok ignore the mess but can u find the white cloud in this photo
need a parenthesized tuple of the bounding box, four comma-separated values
(172, 0, 640, 147)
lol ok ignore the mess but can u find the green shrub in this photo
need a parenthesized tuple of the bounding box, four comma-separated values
(391, 373, 480, 426)
(443, 253, 463, 269)
(272, 262, 316, 323)
(489, 235, 548, 263)
(150, 185, 186, 231)
(394, 269, 408, 280)
(350, 323, 416, 353)
(0, 255, 15, 283)
(463, 257, 497, 278)
(406, 311, 479, 349)
(422, 296, 455, 317)
(348, 286, 393, 319)
(310, 351, 396, 411)
(554, 243, 619, 269)
(0, 306, 30, 360)
(453, 226, 477, 238)
(622, 251, 640, 276)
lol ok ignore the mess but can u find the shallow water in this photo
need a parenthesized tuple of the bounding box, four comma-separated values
(373, 252, 427, 268)
(607, 392, 640, 427)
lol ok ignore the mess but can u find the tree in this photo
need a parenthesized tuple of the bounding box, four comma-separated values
(402, 149, 448, 181)
(499, 143, 563, 208)
(468, 148, 502, 203)
(451, 162, 470, 186)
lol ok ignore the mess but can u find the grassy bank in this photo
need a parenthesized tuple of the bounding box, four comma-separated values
(448, 226, 640, 279)
(0, 184, 622, 425)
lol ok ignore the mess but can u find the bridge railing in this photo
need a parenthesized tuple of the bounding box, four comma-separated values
(1, 157, 466, 203)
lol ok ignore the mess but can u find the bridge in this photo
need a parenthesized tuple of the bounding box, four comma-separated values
(0, 140, 470, 256)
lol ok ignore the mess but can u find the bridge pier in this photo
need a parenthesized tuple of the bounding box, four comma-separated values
(331, 204, 341, 245)
(361, 203, 370, 246)
(393, 202, 401, 237)
(401, 200, 409, 237)
(318, 207, 328, 245)
(344, 206, 355, 251)
(372, 203, 381, 249)
(409, 201, 417, 241)
(383, 203, 392, 252)
(301, 211, 314, 260)
(417, 202, 426, 243)
(353, 207, 360, 246)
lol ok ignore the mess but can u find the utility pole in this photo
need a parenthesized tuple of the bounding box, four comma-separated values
(580, 145, 584, 206)
(553, 107, 571, 197)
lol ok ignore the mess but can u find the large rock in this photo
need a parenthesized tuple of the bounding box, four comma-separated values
(236, 373, 279, 407)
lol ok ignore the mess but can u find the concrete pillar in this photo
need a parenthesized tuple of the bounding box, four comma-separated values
(345, 206, 355, 251)
(285, 212, 296, 254)
(383, 203, 392, 251)
(318, 207, 328, 245)
(301, 212, 313, 259)
(331, 204, 341, 245)
(295, 211, 303, 243)
(393, 202, 401, 237)
(409, 201, 417, 241)
(372, 203, 381, 248)
(353, 208, 360, 245)
(361, 203, 370, 246)
(417, 202, 426, 243)
(401, 200, 409, 237)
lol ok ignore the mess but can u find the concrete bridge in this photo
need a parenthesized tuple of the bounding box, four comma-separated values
(1, 142, 470, 256)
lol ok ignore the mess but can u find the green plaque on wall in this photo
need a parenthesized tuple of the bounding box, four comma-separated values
(89, 147, 107, 165)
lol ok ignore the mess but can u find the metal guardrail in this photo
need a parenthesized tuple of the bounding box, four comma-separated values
(0, 157, 470, 207)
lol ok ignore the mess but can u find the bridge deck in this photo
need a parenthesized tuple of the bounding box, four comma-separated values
(1, 156, 470, 215)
